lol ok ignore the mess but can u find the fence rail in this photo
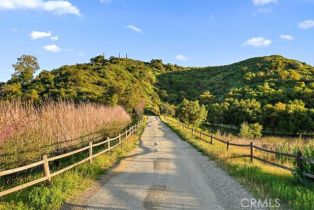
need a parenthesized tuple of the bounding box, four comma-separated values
(163, 116, 314, 180)
(0, 120, 143, 197)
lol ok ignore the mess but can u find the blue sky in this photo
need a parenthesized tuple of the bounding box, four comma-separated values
(0, 0, 314, 81)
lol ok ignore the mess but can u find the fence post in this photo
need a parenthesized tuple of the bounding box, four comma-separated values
(89, 142, 93, 163)
(296, 151, 304, 173)
(227, 141, 229, 151)
(43, 155, 51, 182)
(250, 142, 254, 162)
(210, 135, 213, 144)
(108, 137, 111, 149)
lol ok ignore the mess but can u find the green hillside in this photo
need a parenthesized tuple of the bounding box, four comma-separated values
(157, 55, 314, 105)
(157, 55, 314, 134)
(1, 54, 314, 133)
(0, 56, 178, 114)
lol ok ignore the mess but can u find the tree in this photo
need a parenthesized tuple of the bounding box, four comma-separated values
(199, 91, 215, 105)
(0, 83, 22, 99)
(150, 59, 164, 71)
(227, 98, 261, 127)
(262, 104, 280, 134)
(160, 102, 176, 116)
(177, 99, 207, 126)
(207, 102, 229, 125)
(12, 55, 40, 85)
(90, 55, 107, 68)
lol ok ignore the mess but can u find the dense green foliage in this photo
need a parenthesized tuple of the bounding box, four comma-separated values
(159, 102, 176, 116)
(176, 99, 207, 126)
(239, 122, 263, 139)
(157, 55, 314, 134)
(0, 55, 176, 114)
(1, 54, 313, 134)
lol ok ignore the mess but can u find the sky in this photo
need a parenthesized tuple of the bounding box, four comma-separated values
(0, 0, 314, 81)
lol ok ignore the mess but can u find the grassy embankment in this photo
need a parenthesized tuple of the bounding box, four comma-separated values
(0, 101, 146, 210)
(161, 116, 314, 210)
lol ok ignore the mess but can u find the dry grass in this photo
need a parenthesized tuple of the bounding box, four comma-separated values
(0, 101, 131, 169)
(0, 117, 146, 210)
(188, 122, 314, 172)
(211, 129, 314, 151)
(163, 117, 314, 210)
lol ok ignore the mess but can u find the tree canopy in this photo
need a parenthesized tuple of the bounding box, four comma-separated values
(157, 55, 314, 134)
(1, 54, 313, 134)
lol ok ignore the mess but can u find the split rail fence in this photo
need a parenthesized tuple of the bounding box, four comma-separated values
(163, 116, 314, 180)
(0, 120, 143, 197)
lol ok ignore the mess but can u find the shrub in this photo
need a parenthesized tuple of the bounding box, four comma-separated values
(159, 102, 176, 116)
(293, 144, 314, 184)
(239, 122, 251, 138)
(176, 99, 207, 126)
(239, 122, 263, 139)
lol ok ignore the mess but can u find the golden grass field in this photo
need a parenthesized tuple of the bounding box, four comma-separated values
(0, 101, 131, 169)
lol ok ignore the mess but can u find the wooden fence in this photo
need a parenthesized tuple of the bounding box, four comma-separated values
(163, 116, 314, 180)
(0, 120, 143, 197)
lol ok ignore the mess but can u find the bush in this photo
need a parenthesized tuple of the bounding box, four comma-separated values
(176, 99, 207, 126)
(293, 144, 314, 184)
(239, 122, 263, 139)
(159, 102, 176, 116)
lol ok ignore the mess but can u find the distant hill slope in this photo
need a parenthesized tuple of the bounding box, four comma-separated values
(0, 56, 189, 114)
(157, 55, 314, 108)
(0, 57, 143, 113)
(1, 55, 313, 123)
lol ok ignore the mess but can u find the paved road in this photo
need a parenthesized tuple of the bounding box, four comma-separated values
(66, 116, 260, 210)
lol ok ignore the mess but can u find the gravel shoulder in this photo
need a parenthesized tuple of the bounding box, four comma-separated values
(63, 116, 262, 210)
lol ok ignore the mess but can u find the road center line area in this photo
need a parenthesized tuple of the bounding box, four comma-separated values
(64, 116, 261, 210)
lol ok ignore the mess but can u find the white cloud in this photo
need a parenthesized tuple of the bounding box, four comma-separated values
(299, 19, 314, 29)
(51, 36, 58, 41)
(252, 0, 277, 6)
(30, 31, 51, 39)
(243, 37, 272, 47)
(176, 54, 189, 61)
(43, 44, 61, 52)
(126, 25, 142, 33)
(0, 0, 80, 16)
(280, 34, 294, 41)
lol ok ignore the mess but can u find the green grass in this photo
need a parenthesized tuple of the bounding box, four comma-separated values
(0, 119, 146, 210)
(161, 116, 314, 210)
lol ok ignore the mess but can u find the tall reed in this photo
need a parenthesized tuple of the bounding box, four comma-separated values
(0, 101, 131, 169)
